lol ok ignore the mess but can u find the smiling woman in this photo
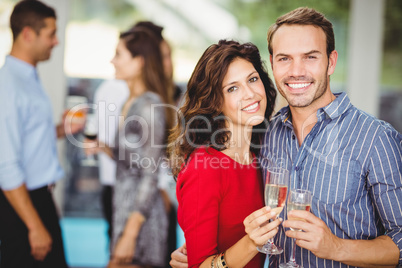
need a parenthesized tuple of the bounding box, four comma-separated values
(221, 58, 267, 129)
(168, 40, 278, 268)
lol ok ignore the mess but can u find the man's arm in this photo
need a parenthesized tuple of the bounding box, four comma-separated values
(284, 126, 402, 267)
(338, 235, 399, 267)
(283, 210, 400, 267)
(3, 184, 52, 261)
(0, 79, 54, 261)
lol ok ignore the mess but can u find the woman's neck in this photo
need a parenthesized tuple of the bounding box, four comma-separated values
(222, 125, 253, 164)
(126, 77, 147, 99)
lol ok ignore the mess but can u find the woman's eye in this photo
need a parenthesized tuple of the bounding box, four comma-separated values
(227, 86, 237, 93)
(249, 77, 258, 83)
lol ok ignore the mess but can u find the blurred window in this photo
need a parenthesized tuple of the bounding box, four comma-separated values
(379, 0, 402, 132)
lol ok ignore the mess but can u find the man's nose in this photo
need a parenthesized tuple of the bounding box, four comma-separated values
(288, 59, 306, 77)
(54, 36, 59, 46)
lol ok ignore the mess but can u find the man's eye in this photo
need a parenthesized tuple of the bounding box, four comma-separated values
(278, 57, 288, 62)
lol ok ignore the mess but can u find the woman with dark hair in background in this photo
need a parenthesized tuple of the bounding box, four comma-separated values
(92, 21, 180, 267)
(87, 28, 173, 268)
(168, 40, 279, 267)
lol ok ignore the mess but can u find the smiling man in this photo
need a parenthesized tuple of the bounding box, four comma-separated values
(262, 7, 402, 268)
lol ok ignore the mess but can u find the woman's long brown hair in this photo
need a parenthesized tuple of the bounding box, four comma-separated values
(168, 40, 276, 177)
(120, 29, 175, 130)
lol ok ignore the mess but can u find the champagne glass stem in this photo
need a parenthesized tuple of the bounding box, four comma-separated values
(266, 219, 278, 248)
(289, 237, 297, 264)
(257, 218, 283, 254)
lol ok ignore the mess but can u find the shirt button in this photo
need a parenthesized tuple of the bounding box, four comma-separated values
(295, 166, 299, 171)
(292, 135, 296, 140)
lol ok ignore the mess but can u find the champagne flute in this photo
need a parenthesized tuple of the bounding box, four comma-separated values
(81, 113, 98, 166)
(279, 189, 312, 268)
(257, 167, 289, 254)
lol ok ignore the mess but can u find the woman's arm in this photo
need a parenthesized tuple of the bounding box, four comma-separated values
(110, 211, 145, 264)
(110, 97, 166, 264)
(199, 207, 281, 268)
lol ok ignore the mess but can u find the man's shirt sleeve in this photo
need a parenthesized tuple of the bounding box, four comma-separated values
(367, 125, 402, 265)
(0, 80, 26, 190)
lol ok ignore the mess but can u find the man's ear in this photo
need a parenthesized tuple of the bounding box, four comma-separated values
(327, 50, 338, 76)
(270, 54, 274, 71)
(21, 26, 36, 42)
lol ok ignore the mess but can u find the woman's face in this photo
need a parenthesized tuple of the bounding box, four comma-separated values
(221, 58, 267, 130)
(111, 39, 143, 81)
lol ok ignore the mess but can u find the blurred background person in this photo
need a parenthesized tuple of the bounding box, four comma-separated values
(133, 21, 182, 268)
(93, 78, 128, 241)
(86, 27, 173, 267)
(92, 21, 180, 261)
(0, 0, 83, 267)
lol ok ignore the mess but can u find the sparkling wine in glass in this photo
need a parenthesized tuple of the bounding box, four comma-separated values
(279, 189, 312, 268)
(257, 167, 289, 255)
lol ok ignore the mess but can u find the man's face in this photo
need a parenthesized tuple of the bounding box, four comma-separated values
(270, 24, 337, 109)
(32, 17, 58, 63)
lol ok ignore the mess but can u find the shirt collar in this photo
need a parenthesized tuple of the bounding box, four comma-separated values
(278, 92, 352, 124)
(5, 55, 38, 81)
(318, 92, 352, 121)
(278, 105, 291, 124)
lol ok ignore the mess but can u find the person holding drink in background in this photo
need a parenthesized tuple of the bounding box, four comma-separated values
(85, 27, 173, 267)
(171, 6, 402, 268)
(89, 21, 180, 260)
(0, 1, 84, 267)
(168, 39, 279, 267)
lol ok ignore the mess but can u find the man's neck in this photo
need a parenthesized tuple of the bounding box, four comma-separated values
(289, 92, 336, 146)
(10, 46, 37, 67)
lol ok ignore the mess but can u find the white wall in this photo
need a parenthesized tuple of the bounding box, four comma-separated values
(347, 0, 385, 117)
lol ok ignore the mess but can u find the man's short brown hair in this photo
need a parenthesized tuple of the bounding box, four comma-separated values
(10, 0, 56, 41)
(267, 7, 335, 57)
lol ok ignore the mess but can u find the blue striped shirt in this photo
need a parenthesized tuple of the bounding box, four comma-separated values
(261, 92, 402, 267)
(0, 56, 64, 191)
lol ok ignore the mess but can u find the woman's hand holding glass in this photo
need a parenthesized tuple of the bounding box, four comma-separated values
(257, 167, 289, 254)
(243, 206, 282, 248)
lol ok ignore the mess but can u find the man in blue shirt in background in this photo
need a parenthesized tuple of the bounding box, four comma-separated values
(0, 1, 83, 267)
